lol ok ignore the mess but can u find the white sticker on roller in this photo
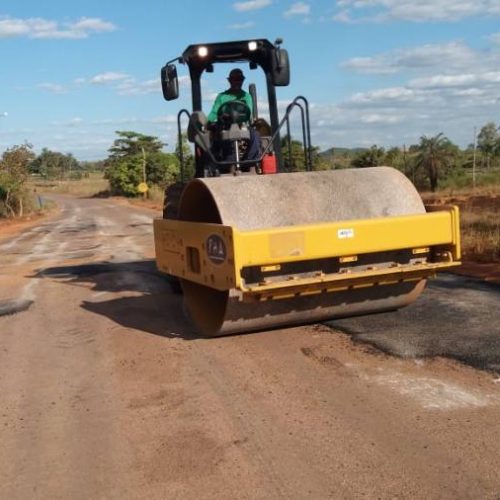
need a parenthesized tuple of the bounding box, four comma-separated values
(337, 228, 354, 239)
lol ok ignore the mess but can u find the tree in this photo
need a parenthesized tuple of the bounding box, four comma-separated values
(311, 145, 331, 170)
(108, 131, 164, 159)
(384, 147, 405, 171)
(146, 151, 180, 186)
(351, 145, 385, 168)
(30, 148, 80, 179)
(281, 138, 307, 171)
(174, 133, 195, 179)
(105, 155, 144, 197)
(0, 143, 35, 217)
(105, 131, 180, 196)
(280, 138, 329, 171)
(413, 133, 456, 192)
(477, 122, 498, 169)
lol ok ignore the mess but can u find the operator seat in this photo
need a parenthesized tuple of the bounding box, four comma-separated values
(187, 111, 212, 153)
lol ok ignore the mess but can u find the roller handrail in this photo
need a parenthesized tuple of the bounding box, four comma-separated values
(177, 109, 191, 182)
(284, 96, 312, 171)
(295, 96, 312, 171)
(285, 101, 307, 171)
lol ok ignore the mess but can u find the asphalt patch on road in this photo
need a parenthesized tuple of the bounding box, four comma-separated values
(0, 299, 34, 317)
(327, 274, 500, 374)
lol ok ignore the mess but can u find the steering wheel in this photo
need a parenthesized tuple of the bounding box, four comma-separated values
(217, 100, 251, 125)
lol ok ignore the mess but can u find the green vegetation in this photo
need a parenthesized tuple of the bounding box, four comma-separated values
(104, 131, 185, 197)
(30, 148, 80, 180)
(413, 133, 459, 192)
(0, 144, 36, 217)
(281, 138, 330, 171)
(322, 122, 500, 193)
(350, 145, 386, 169)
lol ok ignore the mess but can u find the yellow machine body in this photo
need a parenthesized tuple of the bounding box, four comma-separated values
(154, 206, 460, 300)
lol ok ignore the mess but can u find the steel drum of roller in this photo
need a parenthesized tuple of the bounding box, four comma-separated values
(178, 167, 427, 337)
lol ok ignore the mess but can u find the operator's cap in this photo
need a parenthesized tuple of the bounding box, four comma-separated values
(228, 68, 245, 81)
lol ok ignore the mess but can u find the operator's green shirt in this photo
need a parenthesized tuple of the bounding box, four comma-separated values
(207, 90, 253, 122)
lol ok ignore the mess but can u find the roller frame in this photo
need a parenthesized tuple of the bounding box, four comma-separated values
(153, 205, 461, 301)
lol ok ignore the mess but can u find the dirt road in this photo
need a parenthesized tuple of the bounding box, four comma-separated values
(1, 195, 499, 499)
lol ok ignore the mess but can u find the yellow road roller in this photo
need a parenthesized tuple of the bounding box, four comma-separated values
(153, 39, 461, 337)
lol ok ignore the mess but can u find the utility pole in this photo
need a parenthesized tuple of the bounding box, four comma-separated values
(472, 126, 477, 190)
(141, 146, 147, 199)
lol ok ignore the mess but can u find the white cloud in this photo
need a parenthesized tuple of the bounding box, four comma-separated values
(333, 0, 500, 23)
(349, 87, 419, 104)
(342, 41, 481, 74)
(36, 71, 176, 97)
(451, 88, 486, 97)
(37, 83, 67, 94)
(116, 78, 160, 95)
(0, 18, 33, 37)
(91, 118, 140, 126)
(360, 113, 403, 124)
(150, 115, 178, 124)
(68, 117, 83, 126)
(284, 2, 311, 17)
(320, 33, 500, 150)
(229, 21, 255, 29)
(233, 0, 272, 12)
(0, 16, 116, 39)
(410, 71, 500, 89)
(90, 72, 130, 85)
(342, 56, 396, 74)
(332, 10, 351, 22)
(409, 74, 476, 89)
(308, 59, 500, 150)
(69, 17, 116, 33)
(488, 32, 500, 44)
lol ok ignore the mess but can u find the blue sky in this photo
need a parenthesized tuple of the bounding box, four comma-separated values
(1, 0, 500, 160)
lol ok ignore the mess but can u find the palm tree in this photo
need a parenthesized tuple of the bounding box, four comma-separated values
(414, 133, 453, 192)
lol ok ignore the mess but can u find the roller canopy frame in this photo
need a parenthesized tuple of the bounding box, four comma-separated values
(153, 206, 461, 301)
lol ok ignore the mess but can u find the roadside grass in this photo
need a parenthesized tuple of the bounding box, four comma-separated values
(144, 184, 164, 204)
(0, 188, 58, 221)
(31, 172, 109, 198)
(0, 197, 57, 232)
(29, 173, 165, 212)
(126, 184, 164, 212)
(437, 168, 500, 192)
(460, 207, 500, 262)
(423, 187, 500, 263)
